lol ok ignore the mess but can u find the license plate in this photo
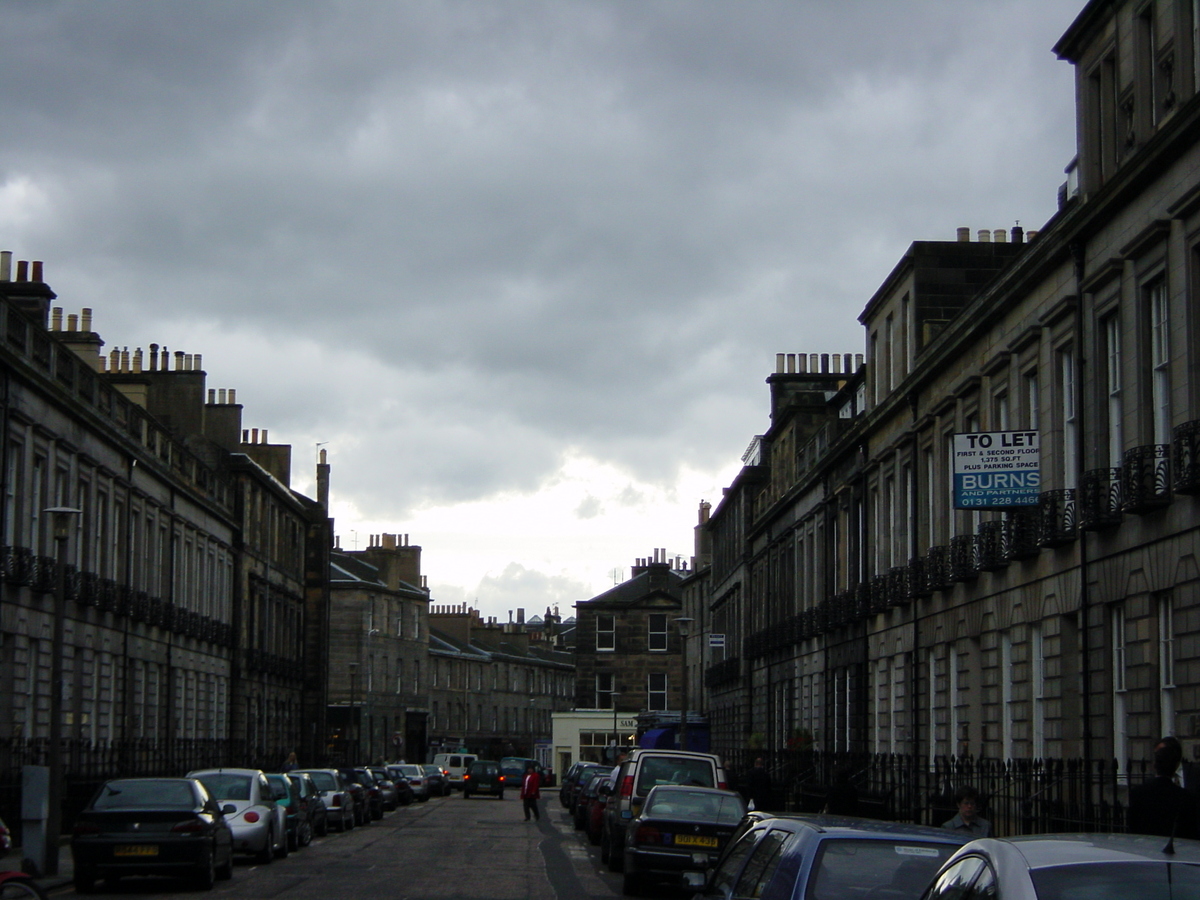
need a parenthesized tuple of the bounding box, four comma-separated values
(674, 835, 717, 848)
(114, 845, 159, 857)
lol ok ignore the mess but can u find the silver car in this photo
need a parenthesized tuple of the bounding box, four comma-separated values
(921, 833, 1200, 900)
(187, 768, 288, 863)
(292, 768, 357, 832)
(388, 764, 430, 801)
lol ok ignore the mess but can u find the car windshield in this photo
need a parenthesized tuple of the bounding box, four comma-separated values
(645, 789, 744, 824)
(193, 774, 252, 801)
(635, 756, 715, 793)
(471, 763, 499, 775)
(806, 839, 957, 900)
(94, 780, 196, 810)
(307, 772, 339, 791)
(1030, 861, 1200, 900)
(423, 766, 440, 775)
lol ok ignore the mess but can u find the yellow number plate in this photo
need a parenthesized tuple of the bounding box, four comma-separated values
(674, 835, 717, 848)
(114, 845, 159, 857)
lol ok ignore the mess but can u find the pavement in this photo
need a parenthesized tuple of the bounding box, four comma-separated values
(5, 837, 75, 893)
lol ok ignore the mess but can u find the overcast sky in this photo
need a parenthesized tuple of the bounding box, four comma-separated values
(1, 0, 1083, 622)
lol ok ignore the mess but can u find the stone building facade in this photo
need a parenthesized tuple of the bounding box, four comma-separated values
(327, 534, 431, 764)
(691, 0, 1200, 770)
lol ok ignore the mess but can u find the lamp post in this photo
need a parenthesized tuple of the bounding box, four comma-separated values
(348, 662, 359, 762)
(610, 682, 620, 764)
(45, 506, 80, 876)
(674, 617, 694, 752)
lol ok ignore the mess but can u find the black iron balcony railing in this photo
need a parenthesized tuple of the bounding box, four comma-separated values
(705, 657, 740, 688)
(869, 575, 888, 614)
(887, 566, 907, 607)
(925, 544, 954, 591)
(977, 520, 1005, 570)
(1003, 507, 1041, 560)
(31, 555, 56, 594)
(1122, 443, 1171, 512)
(1079, 467, 1123, 530)
(905, 556, 931, 599)
(950, 534, 979, 581)
(1038, 489, 1077, 547)
(1175, 420, 1200, 493)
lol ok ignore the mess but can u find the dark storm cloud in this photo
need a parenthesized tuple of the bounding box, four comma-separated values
(0, 0, 1083, 514)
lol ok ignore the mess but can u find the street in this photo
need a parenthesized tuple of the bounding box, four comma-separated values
(50, 791, 687, 900)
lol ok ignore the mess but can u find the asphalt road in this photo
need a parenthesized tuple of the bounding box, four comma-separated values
(51, 791, 649, 900)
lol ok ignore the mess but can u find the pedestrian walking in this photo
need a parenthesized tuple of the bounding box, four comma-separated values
(520, 764, 542, 821)
(942, 786, 991, 837)
(282, 751, 299, 772)
(746, 757, 772, 811)
(1128, 735, 1200, 840)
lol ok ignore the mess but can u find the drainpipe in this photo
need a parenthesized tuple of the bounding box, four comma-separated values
(1071, 240, 1093, 771)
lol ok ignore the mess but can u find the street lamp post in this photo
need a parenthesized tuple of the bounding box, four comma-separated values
(674, 617, 694, 752)
(348, 662, 359, 762)
(45, 507, 80, 876)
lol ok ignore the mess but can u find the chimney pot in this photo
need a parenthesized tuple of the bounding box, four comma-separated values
(0, 251, 11, 281)
(17, 260, 28, 281)
(31, 261, 43, 281)
(993, 229, 1006, 243)
(51, 308, 63, 331)
(957, 227, 971, 242)
(81, 308, 92, 332)
(977, 229, 991, 243)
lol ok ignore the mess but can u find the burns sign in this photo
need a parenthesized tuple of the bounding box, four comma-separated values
(953, 431, 1040, 509)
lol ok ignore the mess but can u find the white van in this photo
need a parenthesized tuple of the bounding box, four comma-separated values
(431, 752, 478, 790)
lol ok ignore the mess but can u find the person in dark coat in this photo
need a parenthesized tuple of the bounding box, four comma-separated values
(1128, 736, 1200, 840)
(746, 758, 772, 811)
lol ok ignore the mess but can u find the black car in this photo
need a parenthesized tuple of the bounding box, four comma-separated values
(620, 785, 744, 895)
(287, 772, 329, 839)
(71, 777, 235, 893)
(560, 761, 604, 808)
(352, 767, 385, 819)
(335, 768, 371, 825)
(423, 764, 451, 797)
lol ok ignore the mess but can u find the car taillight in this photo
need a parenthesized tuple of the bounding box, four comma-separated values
(73, 823, 101, 836)
(410, 779, 421, 785)
(717, 781, 727, 790)
(632, 825, 661, 846)
(620, 776, 634, 798)
(499, 775, 505, 782)
(464, 774, 471, 781)
(243, 811, 260, 823)
(171, 820, 206, 834)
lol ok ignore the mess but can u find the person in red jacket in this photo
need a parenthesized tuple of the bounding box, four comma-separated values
(520, 764, 542, 821)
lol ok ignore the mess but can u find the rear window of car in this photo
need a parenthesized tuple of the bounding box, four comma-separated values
(635, 756, 715, 793)
(94, 780, 196, 810)
(806, 838, 958, 900)
(1029, 861, 1200, 900)
(194, 774, 252, 801)
(470, 762, 498, 775)
(645, 789, 744, 824)
(306, 772, 338, 791)
(399, 765, 422, 777)
(449, 756, 462, 766)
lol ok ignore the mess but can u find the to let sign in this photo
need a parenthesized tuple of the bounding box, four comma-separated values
(953, 431, 1040, 509)
(709, 634, 726, 648)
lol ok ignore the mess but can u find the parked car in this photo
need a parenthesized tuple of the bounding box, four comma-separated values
(291, 768, 355, 833)
(462, 759, 506, 799)
(920, 833, 1200, 900)
(422, 764, 450, 797)
(72, 776, 235, 892)
(287, 771, 329, 838)
(560, 761, 605, 808)
(365, 766, 402, 810)
(602, 749, 727, 870)
(574, 766, 616, 831)
(187, 768, 288, 863)
(389, 764, 430, 802)
(691, 814, 967, 899)
(432, 752, 477, 790)
(587, 771, 617, 845)
(620, 784, 745, 895)
(266, 773, 315, 851)
(335, 768, 371, 825)
(572, 766, 614, 824)
(350, 767, 385, 820)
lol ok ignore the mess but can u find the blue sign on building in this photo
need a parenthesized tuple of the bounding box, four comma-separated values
(953, 431, 1040, 509)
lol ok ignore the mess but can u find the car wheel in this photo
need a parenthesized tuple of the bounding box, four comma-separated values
(316, 813, 328, 837)
(497, 792, 504, 800)
(607, 842, 624, 872)
(463, 790, 471, 799)
(255, 828, 275, 864)
(275, 828, 290, 859)
(600, 833, 610, 865)
(622, 871, 642, 896)
(418, 793, 429, 803)
(74, 868, 96, 894)
(299, 820, 313, 847)
(287, 829, 298, 853)
(588, 826, 601, 846)
(195, 849, 217, 890)
(216, 847, 234, 881)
